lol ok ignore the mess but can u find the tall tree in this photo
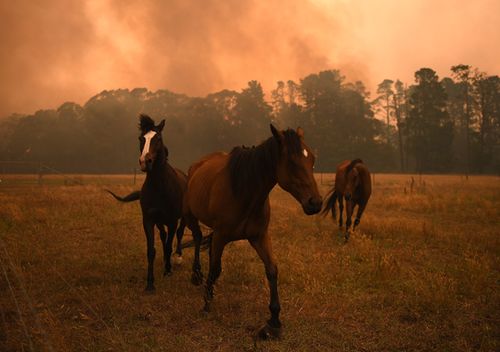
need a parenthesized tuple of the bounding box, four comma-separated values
(451, 64, 473, 174)
(271, 81, 286, 123)
(393, 80, 407, 171)
(374, 79, 394, 144)
(475, 75, 500, 172)
(234, 81, 272, 145)
(407, 68, 453, 172)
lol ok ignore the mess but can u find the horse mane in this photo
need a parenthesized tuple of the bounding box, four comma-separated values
(228, 129, 302, 202)
(139, 114, 155, 133)
(163, 146, 169, 161)
(345, 159, 363, 175)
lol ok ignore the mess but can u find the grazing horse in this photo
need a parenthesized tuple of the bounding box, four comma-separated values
(183, 124, 322, 339)
(322, 159, 371, 241)
(107, 114, 187, 291)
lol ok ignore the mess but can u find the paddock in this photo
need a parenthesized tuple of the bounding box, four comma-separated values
(0, 174, 498, 351)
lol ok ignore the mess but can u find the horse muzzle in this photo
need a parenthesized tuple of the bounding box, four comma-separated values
(302, 196, 322, 215)
(139, 156, 153, 172)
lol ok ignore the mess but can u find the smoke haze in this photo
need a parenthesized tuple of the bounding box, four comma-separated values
(1, 0, 499, 117)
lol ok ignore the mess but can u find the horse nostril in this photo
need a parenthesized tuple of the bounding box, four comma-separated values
(307, 197, 322, 213)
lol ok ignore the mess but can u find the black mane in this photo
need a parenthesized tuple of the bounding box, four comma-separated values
(139, 114, 156, 133)
(346, 159, 363, 175)
(227, 129, 302, 202)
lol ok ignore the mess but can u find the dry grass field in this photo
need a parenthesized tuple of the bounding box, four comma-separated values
(0, 174, 499, 351)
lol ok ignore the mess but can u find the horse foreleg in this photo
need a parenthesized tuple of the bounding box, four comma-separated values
(250, 235, 281, 340)
(203, 233, 225, 313)
(143, 219, 156, 291)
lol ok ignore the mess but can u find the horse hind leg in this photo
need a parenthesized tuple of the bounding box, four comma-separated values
(338, 195, 344, 231)
(331, 191, 337, 220)
(203, 233, 226, 313)
(345, 201, 355, 243)
(172, 218, 185, 265)
(185, 213, 204, 285)
(353, 202, 367, 232)
(157, 224, 169, 275)
(163, 223, 177, 276)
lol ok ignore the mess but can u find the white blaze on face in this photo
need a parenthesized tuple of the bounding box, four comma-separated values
(303, 149, 308, 158)
(140, 130, 157, 164)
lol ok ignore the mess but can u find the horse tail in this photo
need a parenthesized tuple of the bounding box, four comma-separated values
(181, 232, 213, 251)
(105, 189, 141, 202)
(321, 189, 337, 220)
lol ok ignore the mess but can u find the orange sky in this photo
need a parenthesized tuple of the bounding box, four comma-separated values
(0, 0, 499, 117)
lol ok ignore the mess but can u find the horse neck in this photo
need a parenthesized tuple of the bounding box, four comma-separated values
(252, 168, 277, 204)
(240, 146, 279, 210)
(228, 137, 280, 212)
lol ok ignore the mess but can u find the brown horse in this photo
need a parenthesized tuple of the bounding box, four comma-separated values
(107, 115, 187, 291)
(322, 159, 371, 241)
(183, 124, 322, 339)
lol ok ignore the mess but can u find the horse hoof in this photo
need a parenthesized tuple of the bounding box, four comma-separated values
(191, 271, 203, 286)
(163, 270, 172, 277)
(144, 285, 156, 293)
(257, 322, 281, 340)
(171, 254, 183, 265)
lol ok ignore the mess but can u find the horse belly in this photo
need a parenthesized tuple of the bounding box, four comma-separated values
(187, 180, 213, 227)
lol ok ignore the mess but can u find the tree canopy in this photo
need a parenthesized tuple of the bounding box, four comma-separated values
(1, 66, 499, 174)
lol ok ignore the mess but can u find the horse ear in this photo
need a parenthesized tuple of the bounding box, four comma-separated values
(270, 124, 284, 144)
(296, 127, 304, 138)
(156, 119, 165, 132)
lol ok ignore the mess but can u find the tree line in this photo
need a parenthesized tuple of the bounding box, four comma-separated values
(0, 65, 498, 174)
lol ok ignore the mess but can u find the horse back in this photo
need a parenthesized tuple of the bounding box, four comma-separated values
(187, 152, 227, 180)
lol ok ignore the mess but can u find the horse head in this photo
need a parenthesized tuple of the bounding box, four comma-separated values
(270, 124, 322, 215)
(138, 114, 166, 172)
